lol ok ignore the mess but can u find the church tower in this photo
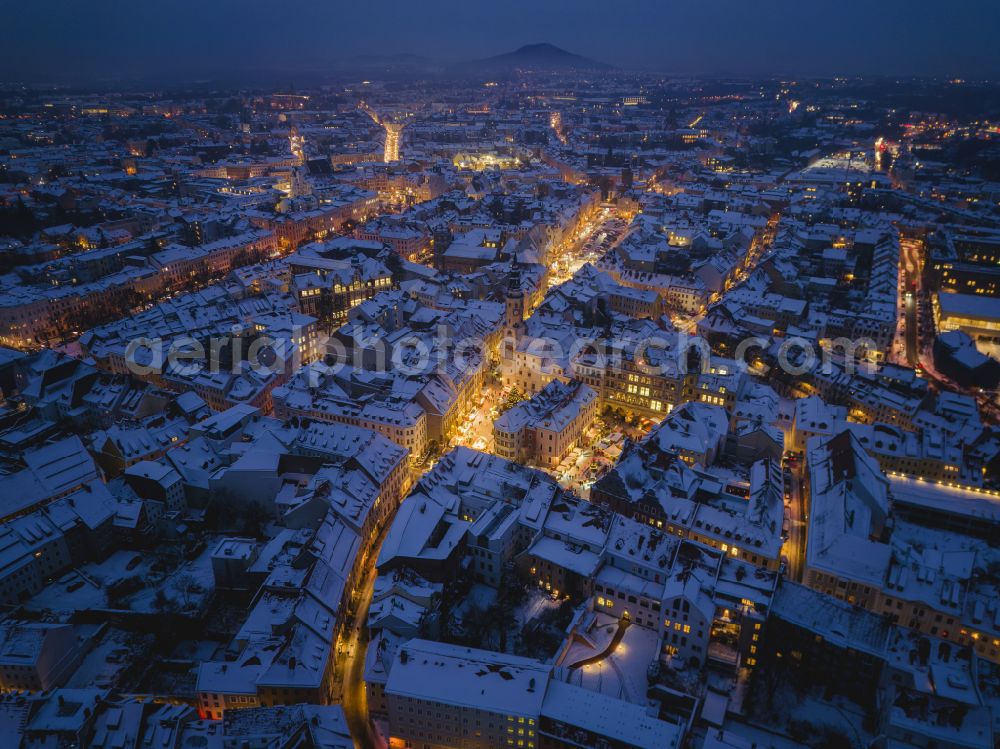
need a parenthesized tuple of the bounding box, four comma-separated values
(289, 123, 305, 164)
(504, 254, 526, 336)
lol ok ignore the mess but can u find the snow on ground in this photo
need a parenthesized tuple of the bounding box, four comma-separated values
(128, 545, 215, 614)
(451, 584, 498, 623)
(718, 720, 810, 749)
(787, 695, 872, 746)
(26, 543, 218, 616)
(66, 627, 148, 689)
(562, 612, 619, 657)
(559, 614, 660, 704)
(516, 589, 562, 627)
(723, 692, 873, 749)
(27, 551, 155, 613)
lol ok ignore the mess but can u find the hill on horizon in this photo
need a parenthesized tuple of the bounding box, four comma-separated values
(452, 43, 612, 76)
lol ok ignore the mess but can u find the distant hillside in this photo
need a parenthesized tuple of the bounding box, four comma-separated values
(454, 43, 611, 76)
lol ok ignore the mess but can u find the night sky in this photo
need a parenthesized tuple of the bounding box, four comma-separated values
(2, 0, 999, 82)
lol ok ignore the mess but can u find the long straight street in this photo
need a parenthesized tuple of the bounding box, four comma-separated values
(340, 522, 392, 749)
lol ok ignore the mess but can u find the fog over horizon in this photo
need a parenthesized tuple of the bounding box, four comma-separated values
(2, 0, 1000, 84)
